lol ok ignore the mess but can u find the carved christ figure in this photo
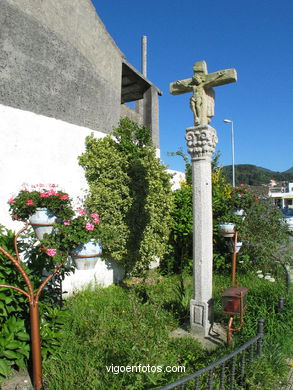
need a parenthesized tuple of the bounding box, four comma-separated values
(170, 61, 237, 126)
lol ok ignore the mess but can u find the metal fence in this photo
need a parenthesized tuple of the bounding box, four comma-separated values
(160, 318, 264, 390)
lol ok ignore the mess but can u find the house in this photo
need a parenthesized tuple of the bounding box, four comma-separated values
(0, 0, 162, 292)
(268, 182, 293, 209)
(0, 0, 161, 230)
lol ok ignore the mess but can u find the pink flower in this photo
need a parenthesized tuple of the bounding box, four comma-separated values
(90, 213, 100, 224)
(40, 192, 49, 198)
(60, 194, 69, 200)
(48, 189, 57, 196)
(26, 200, 34, 206)
(46, 248, 57, 257)
(85, 223, 94, 231)
(49, 184, 57, 188)
(77, 208, 86, 216)
(8, 197, 15, 204)
(38, 184, 45, 188)
(240, 184, 245, 187)
(63, 220, 71, 225)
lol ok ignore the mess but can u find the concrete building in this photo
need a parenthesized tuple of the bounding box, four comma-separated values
(0, 0, 161, 291)
(269, 182, 293, 209)
(0, 0, 161, 229)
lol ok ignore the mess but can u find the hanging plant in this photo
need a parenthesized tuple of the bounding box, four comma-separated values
(8, 184, 74, 221)
(41, 207, 102, 266)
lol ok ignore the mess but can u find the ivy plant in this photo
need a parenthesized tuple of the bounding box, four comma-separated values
(78, 118, 174, 273)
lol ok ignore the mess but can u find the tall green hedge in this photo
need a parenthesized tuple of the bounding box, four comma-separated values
(78, 118, 173, 274)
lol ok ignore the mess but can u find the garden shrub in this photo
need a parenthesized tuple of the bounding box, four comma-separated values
(0, 225, 67, 382)
(0, 225, 30, 379)
(162, 149, 291, 274)
(161, 153, 233, 273)
(160, 184, 193, 273)
(78, 118, 173, 274)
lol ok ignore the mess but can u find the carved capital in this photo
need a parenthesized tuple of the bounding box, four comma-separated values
(185, 125, 218, 159)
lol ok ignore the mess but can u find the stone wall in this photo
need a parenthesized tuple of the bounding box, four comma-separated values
(120, 104, 144, 126)
(0, 0, 123, 134)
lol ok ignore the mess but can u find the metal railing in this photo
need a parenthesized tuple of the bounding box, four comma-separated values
(160, 318, 264, 390)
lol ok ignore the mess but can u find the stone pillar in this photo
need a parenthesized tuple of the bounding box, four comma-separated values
(143, 86, 160, 149)
(186, 124, 218, 336)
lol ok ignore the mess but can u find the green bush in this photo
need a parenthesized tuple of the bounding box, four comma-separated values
(162, 150, 290, 274)
(0, 226, 31, 380)
(0, 225, 68, 383)
(79, 118, 173, 274)
(161, 154, 233, 274)
(160, 184, 193, 273)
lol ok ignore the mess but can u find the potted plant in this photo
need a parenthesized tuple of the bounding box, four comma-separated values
(232, 209, 246, 219)
(228, 240, 243, 253)
(43, 207, 102, 270)
(230, 185, 255, 217)
(218, 222, 235, 237)
(8, 184, 74, 240)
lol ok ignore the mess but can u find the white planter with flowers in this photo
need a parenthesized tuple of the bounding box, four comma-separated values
(29, 207, 58, 240)
(8, 185, 73, 241)
(233, 209, 246, 219)
(71, 239, 102, 270)
(228, 241, 243, 253)
(218, 222, 235, 238)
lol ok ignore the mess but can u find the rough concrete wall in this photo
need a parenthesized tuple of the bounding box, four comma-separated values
(120, 104, 144, 126)
(0, 0, 123, 134)
(143, 86, 160, 148)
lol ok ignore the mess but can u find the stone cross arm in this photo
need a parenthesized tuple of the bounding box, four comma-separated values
(170, 68, 237, 95)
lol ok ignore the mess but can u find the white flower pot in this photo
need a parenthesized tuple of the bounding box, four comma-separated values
(218, 223, 235, 238)
(71, 239, 102, 270)
(29, 207, 57, 240)
(228, 241, 243, 253)
(233, 209, 246, 220)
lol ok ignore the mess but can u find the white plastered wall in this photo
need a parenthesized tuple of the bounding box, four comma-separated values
(0, 104, 105, 230)
(0, 104, 181, 293)
(0, 104, 125, 294)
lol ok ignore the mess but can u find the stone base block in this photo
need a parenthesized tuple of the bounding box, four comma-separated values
(62, 258, 125, 298)
(190, 299, 213, 337)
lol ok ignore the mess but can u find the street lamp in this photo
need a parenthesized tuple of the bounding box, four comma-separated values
(223, 119, 235, 187)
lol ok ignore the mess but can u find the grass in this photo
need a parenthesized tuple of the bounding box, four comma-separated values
(42, 269, 293, 389)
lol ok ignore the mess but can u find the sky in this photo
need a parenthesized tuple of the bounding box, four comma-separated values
(92, 0, 293, 174)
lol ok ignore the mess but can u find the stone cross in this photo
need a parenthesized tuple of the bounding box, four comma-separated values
(170, 60, 237, 126)
(170, 61, 237, 337)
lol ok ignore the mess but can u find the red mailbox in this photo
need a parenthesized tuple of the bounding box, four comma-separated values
(221, 286, 248, 316)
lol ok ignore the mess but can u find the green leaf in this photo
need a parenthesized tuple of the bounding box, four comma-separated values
(15, 358, 26, 369)
(6, 341, 21, 350)
(0, 359, 11, 377)
(16, 332, 30, 341)
(3, 350, 20, 359)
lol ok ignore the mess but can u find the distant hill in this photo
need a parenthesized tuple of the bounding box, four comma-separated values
(222, 164, 293, 186)
(284, 167, 293, 173)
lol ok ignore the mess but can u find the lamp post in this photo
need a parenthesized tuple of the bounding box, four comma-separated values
(223, 119, 235, 187)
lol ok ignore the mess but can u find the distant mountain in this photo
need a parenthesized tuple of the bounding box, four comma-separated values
(284, 167, 293, 173)
(222, 164, 293, 186)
